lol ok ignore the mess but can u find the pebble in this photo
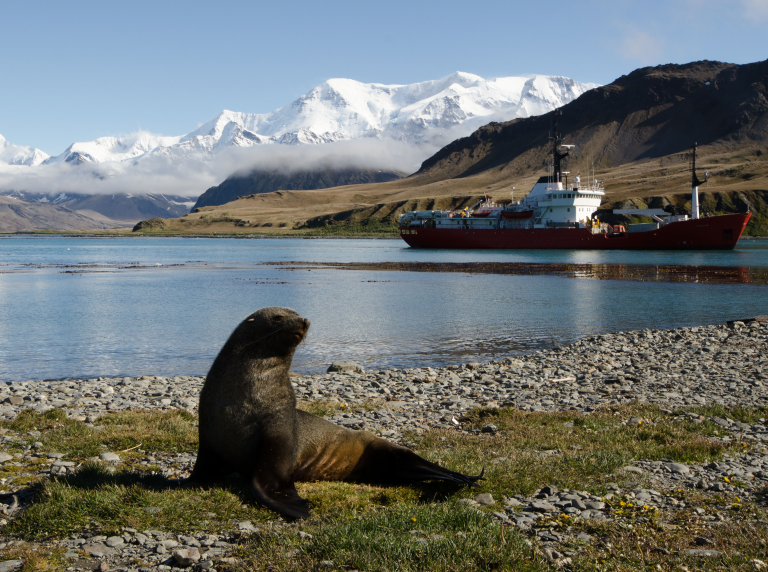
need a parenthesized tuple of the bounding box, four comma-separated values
(475, 493, 495, 505)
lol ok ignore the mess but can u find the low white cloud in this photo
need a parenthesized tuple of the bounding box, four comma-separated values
(620, 28, 665, 64)
(0, 138, 440, 198)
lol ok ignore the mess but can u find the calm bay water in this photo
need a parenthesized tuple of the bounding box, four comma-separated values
(1, 235, 767, 382)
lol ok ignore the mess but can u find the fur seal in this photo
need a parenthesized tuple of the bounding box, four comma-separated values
(190, 307, 481, 519)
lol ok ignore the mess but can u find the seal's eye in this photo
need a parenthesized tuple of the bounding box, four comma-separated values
(271, 315, 285, 323)
(247, 318, 255, 322)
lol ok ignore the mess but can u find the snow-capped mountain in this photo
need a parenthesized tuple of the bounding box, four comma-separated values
(0, 71, 598, 229)
(3, 190, 194, 223)
(40, 72, 598, 165)
(0, 134, 49, 166)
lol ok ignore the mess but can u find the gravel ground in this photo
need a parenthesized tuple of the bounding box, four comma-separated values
(0, 319, 766, 570)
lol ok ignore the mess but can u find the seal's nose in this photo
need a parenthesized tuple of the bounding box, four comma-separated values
(302, 318, 311, 331)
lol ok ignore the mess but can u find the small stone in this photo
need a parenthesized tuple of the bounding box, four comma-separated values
(5, 396, 24, 406)
(652, 547, 670, 555)
(237, 521, 259, 534)
(320, 561, 334, 567)
(529, 501, 558, 513)
(475, 493, 495, 505)
(0, 453, 12, 463)
(155, 544, 167, 554)
(0, 561, 22, 572)
(161, 539, 179, 549)
(105, 536, 124, 547)
(694, 536, 713, 546)
(664, 462, 689, 474)
(173, 547, 201, 567)
(685, 549, 722, 557)
(81, 543, 117, 557)
(540, 485, 558, 496)
(143, 506, 162, 513)
(481, 424, 497, 434)
(458, 498, 479, 506)
(297, 531, 313, 539)
(99, 452, 120, 462)
(584, 501, 605, 510)
(620, 466, 643, 474)
(97, 562, 109, 572)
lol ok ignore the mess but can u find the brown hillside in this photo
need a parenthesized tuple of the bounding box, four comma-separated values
(413, 59, 768, 183)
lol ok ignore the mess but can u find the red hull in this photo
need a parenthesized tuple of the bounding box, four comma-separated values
(399, 213, 751, 250)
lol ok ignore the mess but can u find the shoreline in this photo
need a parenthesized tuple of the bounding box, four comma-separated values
(3, 320, 766, 428)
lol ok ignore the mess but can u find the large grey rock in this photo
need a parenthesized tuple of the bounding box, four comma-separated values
(664, 462, 690, 474)
(0, 453, 12, 463)
(529, 501, 558, 513)
(81, 543, 117, 557)
(0, 561, 22, 572)
(173, 547, 201, 567)
(327, 362, 364, 373)
(99, 452, 120, 462)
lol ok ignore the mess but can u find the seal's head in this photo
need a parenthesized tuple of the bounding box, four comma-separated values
(234, 306, 310, 357)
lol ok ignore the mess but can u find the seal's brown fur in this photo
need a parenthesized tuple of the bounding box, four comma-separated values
(190, 307, 481, 519)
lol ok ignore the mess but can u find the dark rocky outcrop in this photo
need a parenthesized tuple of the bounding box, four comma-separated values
(193, 168, 405, 210)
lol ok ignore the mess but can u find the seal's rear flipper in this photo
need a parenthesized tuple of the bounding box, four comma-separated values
(350, 440, 484, 488)
(251, 474, 309, 520)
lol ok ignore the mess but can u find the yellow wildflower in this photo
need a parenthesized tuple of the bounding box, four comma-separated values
(411, 517, 417, 522)
(724, 476, 730, 482)
(620, 501, 626, 506)
(735, 496, 741, 503)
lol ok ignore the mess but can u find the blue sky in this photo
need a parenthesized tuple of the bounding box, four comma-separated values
(1, 0, 766, 155)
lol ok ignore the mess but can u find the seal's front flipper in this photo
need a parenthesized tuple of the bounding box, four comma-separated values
(251, 472, 309, 520)
(189, 441, 232, 482)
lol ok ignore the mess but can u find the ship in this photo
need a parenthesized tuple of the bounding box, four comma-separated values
(398, 111, 751, 250)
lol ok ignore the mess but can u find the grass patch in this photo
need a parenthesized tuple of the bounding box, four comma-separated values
(681, 404, 768, 424)
(426, 404, 728, 498)
(1, 409, 198, 458)
(5, 463, 258, 539)
(236, 502, 540, 572)
(302, 218, 400, 236)
(1, 404, 765, 570)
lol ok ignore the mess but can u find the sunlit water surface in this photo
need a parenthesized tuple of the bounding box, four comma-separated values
(1, 235, 767, 382)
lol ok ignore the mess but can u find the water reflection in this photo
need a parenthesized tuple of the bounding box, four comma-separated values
(1, 237, 767, 382)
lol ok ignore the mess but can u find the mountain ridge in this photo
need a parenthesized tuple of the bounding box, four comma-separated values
(2, 72, 597, 167)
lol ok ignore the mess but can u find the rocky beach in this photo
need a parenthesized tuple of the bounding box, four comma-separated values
(0, 318, 766, 571)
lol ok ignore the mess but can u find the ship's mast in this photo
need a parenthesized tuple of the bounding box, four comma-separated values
(690, 143, 708, 220)
(550, 109, 569, 184)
